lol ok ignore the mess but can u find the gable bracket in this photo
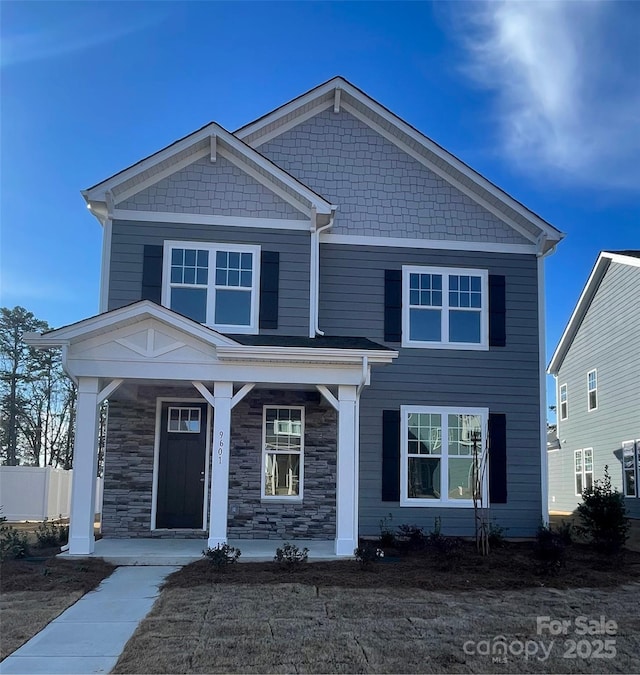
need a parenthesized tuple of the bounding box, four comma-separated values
(210, 134, 217, 162)
(334, 87, 341, 113)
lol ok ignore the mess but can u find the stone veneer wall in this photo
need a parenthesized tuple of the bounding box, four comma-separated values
(102, 385, 337, 540)
(227, 389, 337, 540)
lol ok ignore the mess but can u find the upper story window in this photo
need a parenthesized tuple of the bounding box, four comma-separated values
(400, 405, 488, 507)
(559, 384, 568, 421)
(163, 241, 260, 333)
(402, 266, 488, 350)
(587, 370, 597, 411)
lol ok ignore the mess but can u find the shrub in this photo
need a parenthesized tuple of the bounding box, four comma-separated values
(533, 524, 565, 574)
(35, 519, 69, 548)
(555, 519, 574, 545)
(425, 517, 461, 557)
(577, 465, 630, 554)
(379, 513, 395, 548)
(354, 544, 384, 567)
(202, 543, 241, 570)
(0, 525, 30, 561)
(274, 542, 309, 569)
(397, 524, 426, 551)
(488, 522, 508, 548)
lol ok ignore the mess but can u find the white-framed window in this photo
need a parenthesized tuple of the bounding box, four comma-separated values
(167, 406, 201, 433)
(402, 266, 488, 350)
(559, 384, 568, 421)
(262, 407, 304, 500)
(622, 440, 637, 497)
(400, 406, 488, 507)
(587, 370, 597, 411)
(574, 448, 593, 496)
(162, 241, 260, 333)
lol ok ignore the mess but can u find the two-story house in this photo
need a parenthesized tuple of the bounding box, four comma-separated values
(548, 251, 640, 519)
(26, 77, 564, 556)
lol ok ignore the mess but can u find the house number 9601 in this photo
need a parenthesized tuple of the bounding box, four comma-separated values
(218, 431, 224, 464)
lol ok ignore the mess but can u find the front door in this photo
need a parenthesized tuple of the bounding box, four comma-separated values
(156, 402, 208, 529)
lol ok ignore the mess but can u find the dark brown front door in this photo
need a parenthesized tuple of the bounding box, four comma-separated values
(156, 402, 208, 529)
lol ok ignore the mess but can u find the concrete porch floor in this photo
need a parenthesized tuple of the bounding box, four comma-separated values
(60, 538, 339, 565)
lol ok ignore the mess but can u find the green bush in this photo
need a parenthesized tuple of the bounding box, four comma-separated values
(274, 542, 309, 569)
(488, 522, 508, 548)
(577, 466, 630, 554)
(397, 524, 426, 551)
(0, 525, 30, 561)
(379, 513, 396, 548)
(354, 543, 384, 567)
(35, 519, 69, 548)
(202, 544, 241, 570)
(533, 525, 565, 574)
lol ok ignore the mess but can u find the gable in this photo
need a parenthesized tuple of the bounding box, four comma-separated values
(117, 154, 306, 220)
(258, 109, 532, 246)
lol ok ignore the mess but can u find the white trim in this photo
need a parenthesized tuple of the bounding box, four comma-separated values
(97, 378, 123, 404)
(250, 100, 334, 148)
(401, 265, 488, 350)
(537, 255, 549, 526)
(151, 397, 211, 531)
(162, 240, 261, 335)
(99, 218, 112, 313)
(208, 381, 233, 547)
(549, 252, 640, 374)
(215, 345, 396, 366)
(112, 209, 311, 231)
(400, 405, 489, 508)
(559, 383, 568, 421)
(316, 384, 339, 411)
(210, 134, 217, 162)
(231, 383, 255, 409)
(320, 233, 537, 255)
(334, 87, 341, 113)
(191, 381, 216, 408)
(261, 405, 305, 502)
(342, 101, 541, 247)
(587, 369, 598, 412)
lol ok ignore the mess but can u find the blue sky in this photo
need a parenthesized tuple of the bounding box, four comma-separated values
(1, 1, 638, 417)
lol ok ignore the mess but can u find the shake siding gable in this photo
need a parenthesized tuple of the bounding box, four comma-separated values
(550, 262, 640, 515)
(258, 108, 530, 245)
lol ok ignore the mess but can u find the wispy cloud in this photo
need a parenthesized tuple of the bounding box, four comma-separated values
(454, 1, 640, 191)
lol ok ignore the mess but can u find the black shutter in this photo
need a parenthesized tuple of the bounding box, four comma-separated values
(141, 245, 163, 304)
(382, 409, 401, 501)
(489, 275, 506, 347)
(259, 251, 279, 329)
(384, 269, 402, 343)
(488, 413, 507, 504)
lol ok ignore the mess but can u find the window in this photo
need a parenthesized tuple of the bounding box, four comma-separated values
(400, 406, 488, 507)
(402, 266, 488, 349)
(587, 370, 597, 411)
(559, 384, 568, 421)
(167, 407, 201, 433)
(574, 448, 593, 496)
(623, 440, 637, 497)
(262, 407, 304, 500)
(163, 241, 260, 333)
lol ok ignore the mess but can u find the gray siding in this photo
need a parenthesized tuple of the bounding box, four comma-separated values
(553, 262, 640, 517)
(118, 155, 305, 220)
(318, 244, 542, 537)
(258, 109, 530, 245)
(109, 220, 311, 336)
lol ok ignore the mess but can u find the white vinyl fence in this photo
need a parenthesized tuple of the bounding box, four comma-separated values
(0, 466, 103, 521)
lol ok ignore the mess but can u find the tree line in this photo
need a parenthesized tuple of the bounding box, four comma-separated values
(0, 306, 77, 468)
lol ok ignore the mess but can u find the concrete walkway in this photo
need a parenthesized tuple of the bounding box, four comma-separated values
(0, 566, 177, 675)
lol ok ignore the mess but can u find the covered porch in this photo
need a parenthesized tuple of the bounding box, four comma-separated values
(25, 302, 396, 559)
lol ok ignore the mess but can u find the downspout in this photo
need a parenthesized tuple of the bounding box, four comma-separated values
(536, 235, 557, 526)
(312, 208, 337, 337)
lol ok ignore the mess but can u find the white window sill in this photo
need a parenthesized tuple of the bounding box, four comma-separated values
(261, 497, 303, 504)
(401, 340, 488, 351)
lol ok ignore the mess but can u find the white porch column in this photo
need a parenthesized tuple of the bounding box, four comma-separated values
(208, 381, 233, 548)
(336, 384, 358, 556)
(68, 377, 100, 555)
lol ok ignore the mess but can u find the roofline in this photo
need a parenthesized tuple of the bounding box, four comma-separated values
(236, 76, 564, 246)
(547, 251, 640, 374)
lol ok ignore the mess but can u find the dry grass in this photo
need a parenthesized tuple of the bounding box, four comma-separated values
(114, 582, 640, 674)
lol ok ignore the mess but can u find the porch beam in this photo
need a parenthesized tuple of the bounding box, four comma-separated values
(231, 383, 255, 409)
(335, 384, 358, 557)
(192, 381, 216, 408)
(208, 381, 233, 548)
(97, 378, 123, 404)
(68, 377, 100, 555)
(316, 384, 339, 411)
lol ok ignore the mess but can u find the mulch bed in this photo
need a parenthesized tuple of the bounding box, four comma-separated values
(164, 541, 640, 592)
(1, 548, 115, 593)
